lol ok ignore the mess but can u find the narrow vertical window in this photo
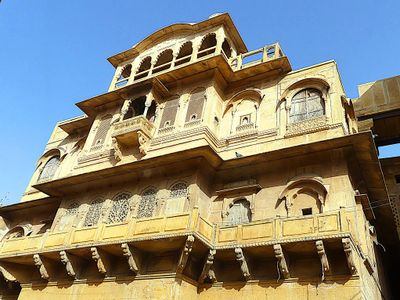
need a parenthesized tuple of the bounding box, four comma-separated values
(91, 114, 112, 151)
(185, 88, 206, 123)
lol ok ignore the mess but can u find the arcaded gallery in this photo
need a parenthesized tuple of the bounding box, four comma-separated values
(0, 13, 399, 299)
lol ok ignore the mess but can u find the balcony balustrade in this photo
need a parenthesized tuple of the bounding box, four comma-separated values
(113, 43, 287, 89)
(0, 209, 354, 258)
(111, 116, 155, 147)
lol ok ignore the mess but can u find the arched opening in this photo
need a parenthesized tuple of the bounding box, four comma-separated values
(134, 56, 152, 80)
(115, 64, 132, 88)
(197, 33, 217, 58)
(175, 42, 193, 66)
(137, 188, 158, 219)
(153, 49, 173, 73)
(222, 39, 232, 58)
(123, 96, 147, 120)
(2, 225, 32, 241)
(226, 199, 251, 226)
(38, 156, 60, 182)
(289, 88, 325, 123)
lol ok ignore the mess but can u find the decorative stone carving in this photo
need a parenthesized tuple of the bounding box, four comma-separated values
(138, 131, 150, 155)
(83, 199, 103, 227)
(0, 265, 17, 282)
(33, 254, 49, 280)
(121, 243, 139, 273)
(234, 247, 250, 280)
(199, 249, 216, 283)
(273, 244, 290, 279)
(90, 247, 107, 275)
(107, 193, 131, 224)
(137, 188, 157, 219)
(119, 99, 132, 122)
(342, 238, 357, 275)
(177, 235, 195, 273)
(112, 137, 122, 162)
(59, 250, 77, 278)
(315, 240, 330, 280)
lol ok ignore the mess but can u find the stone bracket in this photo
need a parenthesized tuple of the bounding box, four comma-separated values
(121, 243, 140, 274)
(315, 240, 330, 280)
(177, 235, 195, 273)
(342, 238, 357, 275)
(199, 249, 217, 284)
(33, 254, 50, 280)
(273, 244, 290, 279)
(59, 250, 79, 279)
(90, 247, 111, 275)
(235, 247, 251, 280)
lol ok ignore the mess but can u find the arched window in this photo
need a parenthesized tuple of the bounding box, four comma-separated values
(175, 42, 193, 66)
(289, 88, 325, 123)
(115, 64, 132, 88)
(134, 56, 152, 80)
(153, 49, 173, 73)
(106, 193, 131, 224)
(226, 199, 251, 226)
(38, 156, 60, 182)
(197, 33, 217, 58)
(2, 225, 32, 241)
(91, 114, 112, 151)
(185, 88, 206, 123)
(222, 39, 232, 58)
(83, 199, 103, 227)
(137, 188, 158, 219)
(170, 182, 188, 198)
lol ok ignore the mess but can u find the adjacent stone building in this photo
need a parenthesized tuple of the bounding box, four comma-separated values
(0, 13, 399, 299)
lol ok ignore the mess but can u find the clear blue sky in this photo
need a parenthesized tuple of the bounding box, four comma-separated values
(0, 0, 399, 205)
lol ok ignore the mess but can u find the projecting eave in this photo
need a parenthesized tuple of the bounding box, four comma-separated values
(0, 197, 61, 219)
(58, 115, 93, 134)
(107, 13, 248, 67)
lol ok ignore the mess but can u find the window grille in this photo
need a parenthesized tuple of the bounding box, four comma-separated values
(91, 115, 112, 151)
(289, 88, 325, 123)
(185, 89, 206, 123)
(38, 156, 60, 182)
(137, 188, 158, 218)
(159, 97, 179, 128)
(106, 193, 131, 224)
(83, 199, 103, 227)
(170, 182, 188, 198)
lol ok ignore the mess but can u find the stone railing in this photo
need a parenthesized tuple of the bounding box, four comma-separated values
(112, 116, 154, 139)
(228, 43, 283, 71)
(0, 209, 355, 258)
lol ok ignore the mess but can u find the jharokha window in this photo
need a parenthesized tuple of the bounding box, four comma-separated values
(137, 188, 158, 218)
(83, 199, 103, 227)
(289, 88, 325, 123)
(106, 193, 131, 224)
(226, 199, 251, 226)
(38, 156, 60, 182)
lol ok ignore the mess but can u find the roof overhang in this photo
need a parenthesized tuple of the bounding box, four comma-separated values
(107, 13, 248, 68)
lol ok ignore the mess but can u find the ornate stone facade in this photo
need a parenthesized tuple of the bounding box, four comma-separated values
(0, 13, 398, 300)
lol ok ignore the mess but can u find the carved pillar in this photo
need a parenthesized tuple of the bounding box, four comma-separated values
(119, 99, 132, 122)
(234, 247, 250, 280)
(342, 238, 357, 275)
(199, 249, 216, 283)
(33, 254, 49, 280)
(121, 243, 139, 274)
(315, 240, 330, 280)
(59, 250, 78, 278)
(273, 244, 290, 279)
(177, 235, 195, 273)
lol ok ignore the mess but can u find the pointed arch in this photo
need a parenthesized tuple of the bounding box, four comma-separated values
(223, 89, 263, 116)
(134, 56, 152, 80)
(153, 49, 173, 73)
(197, 33, 217, 58)
(175, 41, 193, 66)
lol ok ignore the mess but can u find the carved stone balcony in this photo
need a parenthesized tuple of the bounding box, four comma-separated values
(111, 116, 155, 156)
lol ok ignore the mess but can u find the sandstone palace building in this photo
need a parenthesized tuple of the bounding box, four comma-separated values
(0, 13, 399, 299)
